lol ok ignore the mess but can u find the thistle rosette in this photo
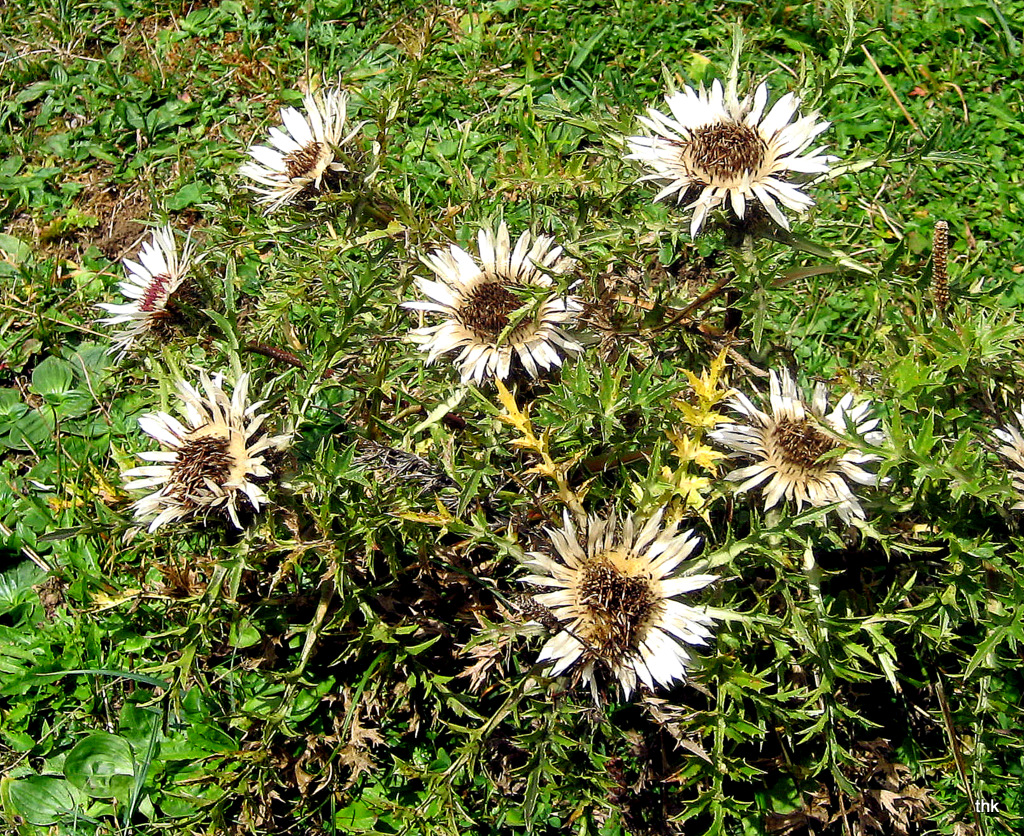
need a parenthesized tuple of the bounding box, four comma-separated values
(626, 79, 836, 236)
(122, 371, 291, 532)
(710, 369, 884, 521)
(523, 508, 719, 700)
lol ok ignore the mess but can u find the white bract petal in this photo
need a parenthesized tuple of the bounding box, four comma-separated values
(522, 509, 720, 701)
(711, 369, 884, 522)
(402, 224, 583, 383)
(624, 78, 836, 235)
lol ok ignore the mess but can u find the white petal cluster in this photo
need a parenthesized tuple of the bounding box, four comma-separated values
(993, 406, 1024, 510)
(523, 509, 718, 700)
(122, 371, 291, 532)
(96, 225, 196, 360)
(239, 85, 353, 212)
(403, 222, 583, 383)
(710, 369, 883, 521)
(626, 79, 836, 237)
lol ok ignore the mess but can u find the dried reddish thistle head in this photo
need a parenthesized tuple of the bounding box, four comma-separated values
(96, 225, 200, 359)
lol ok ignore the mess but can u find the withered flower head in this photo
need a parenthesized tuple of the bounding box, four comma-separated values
(96, 225, 198, 360)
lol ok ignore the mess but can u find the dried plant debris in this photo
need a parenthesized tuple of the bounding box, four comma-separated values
(355, 438, 456, 495)
(765, 739, 933, 836)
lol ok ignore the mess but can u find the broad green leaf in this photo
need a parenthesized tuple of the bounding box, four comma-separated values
(229, 617, 261, 649)
(0, 233, 32, 264)
(6, 776, 77, 825)
(63, 732, 136, 799)
(30, 357, 73, 397)
(334, 798, 379, 831)
(0, 408, 51, 451)
(0, 389, 24, 417)
(166, 181, 209, 210)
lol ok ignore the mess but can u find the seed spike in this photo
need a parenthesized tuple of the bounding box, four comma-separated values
(932, 220, 950, 317)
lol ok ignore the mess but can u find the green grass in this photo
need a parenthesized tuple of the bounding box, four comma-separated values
(3, 0, 1024, 834)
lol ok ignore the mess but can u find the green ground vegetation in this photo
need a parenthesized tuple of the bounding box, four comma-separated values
(2, 0, 1024, 834)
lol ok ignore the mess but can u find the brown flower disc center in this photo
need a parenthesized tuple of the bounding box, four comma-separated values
(579, 560, 657, 654)
(772, 417, 842, 471)
(284, 141, 326, 179)
(459, 281, 526, 341)
(151, 278, 201, 333)
(169, 435, 234, 500)
(686, 121, 767, 183)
